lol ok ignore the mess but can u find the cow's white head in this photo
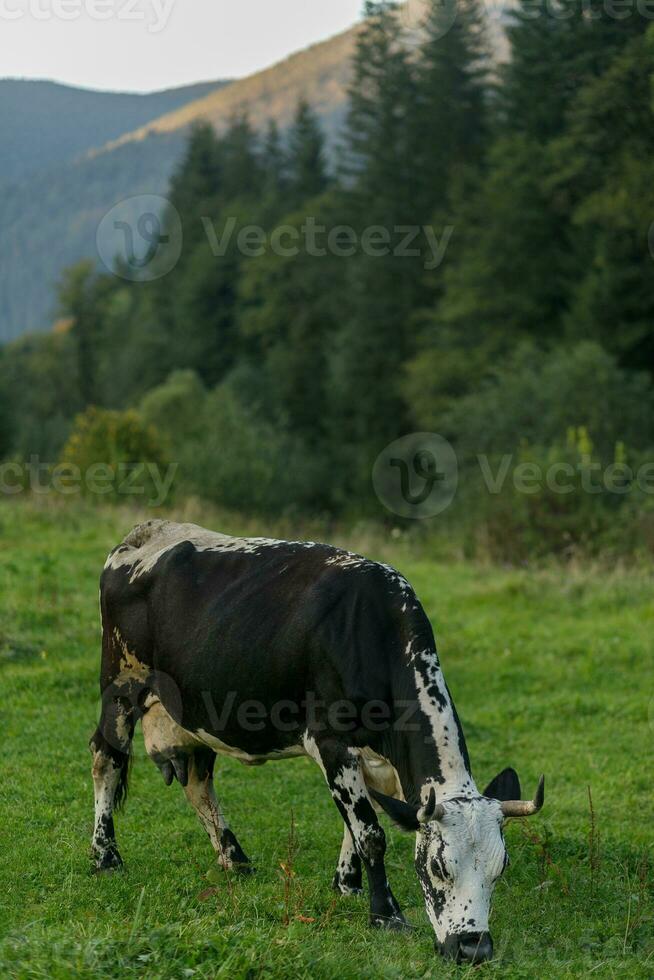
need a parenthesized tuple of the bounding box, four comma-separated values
(372, 768, 544, 964)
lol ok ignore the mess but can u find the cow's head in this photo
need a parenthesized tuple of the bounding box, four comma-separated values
(371, 768, 544, 964)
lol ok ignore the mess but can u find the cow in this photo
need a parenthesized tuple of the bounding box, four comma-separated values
(90, 520, 544, 964)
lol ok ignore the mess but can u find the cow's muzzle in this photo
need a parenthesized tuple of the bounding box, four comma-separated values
(438, 931, 494, 965)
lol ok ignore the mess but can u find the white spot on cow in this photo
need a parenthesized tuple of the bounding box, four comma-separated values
(412, 648, 475, 796)
(105, 521, 318, 583)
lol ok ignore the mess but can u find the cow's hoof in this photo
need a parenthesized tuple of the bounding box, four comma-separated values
(93, 850, 124, 873)
(370, 913, 412, 932)
(231, 862, 256, 876)
(331, 874, 363, 896)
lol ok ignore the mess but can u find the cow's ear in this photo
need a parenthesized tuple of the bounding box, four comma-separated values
(369, 788, 420, 832)
(483, 767, 521, 802)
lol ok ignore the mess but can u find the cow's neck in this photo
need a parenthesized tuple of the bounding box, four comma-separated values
(388, 646, 477, 807)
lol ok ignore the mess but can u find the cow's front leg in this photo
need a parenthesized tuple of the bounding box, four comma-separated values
(332, 826, 363, 895)
(183, 749, 253, 874)
(306, 736, 408, 929)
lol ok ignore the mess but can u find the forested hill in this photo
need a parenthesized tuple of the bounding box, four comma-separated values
(97, 27, 358, 158)
(0, 0, 509, 344)
(0, 79, 230, 186)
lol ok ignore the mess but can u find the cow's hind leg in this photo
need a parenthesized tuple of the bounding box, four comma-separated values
(89, 696, 134, 871)
(142, 698, 252, 873)
(332, 827, 363, 895)
(306, 736, 407, 930)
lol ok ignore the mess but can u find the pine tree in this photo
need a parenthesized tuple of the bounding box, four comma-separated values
(287, 100, 328, 204)
(261, 119, 289, 208)
(410, 0, 489, 215)
(168, 122, 222, 249)
(557, 31, 654, 370)
(58, 261, 115, 406)
(344, 0, 416, 221)
(499, 0, 648, 141)
(219, 112, 264, 202)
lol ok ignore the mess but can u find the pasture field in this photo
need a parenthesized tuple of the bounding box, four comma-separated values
(0, 501, 653, 978)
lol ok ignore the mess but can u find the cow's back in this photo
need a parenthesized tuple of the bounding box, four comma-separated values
(100, 521, 431, 755)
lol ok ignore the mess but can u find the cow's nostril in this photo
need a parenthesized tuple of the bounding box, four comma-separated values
(458, 932, 494, 965)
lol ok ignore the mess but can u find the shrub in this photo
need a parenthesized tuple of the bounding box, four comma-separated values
(59, 407, 172, 506)
(443, 342, 654, 464)
(184, 382, 330, 515)
(454, 432, 654, 563)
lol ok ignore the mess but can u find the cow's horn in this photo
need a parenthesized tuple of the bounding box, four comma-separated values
(500, 775, 545, 818)
(418, 787, 445, 823)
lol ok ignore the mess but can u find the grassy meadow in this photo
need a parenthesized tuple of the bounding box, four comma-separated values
(0, 501, 652, 978)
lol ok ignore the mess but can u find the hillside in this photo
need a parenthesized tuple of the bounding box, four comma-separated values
(0, 25, 362, 343)
(100, 26, 358, 157)
(0, 79, 230, 186)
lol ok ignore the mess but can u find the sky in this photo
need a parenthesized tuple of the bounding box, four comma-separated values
(0, 0, 364, 93)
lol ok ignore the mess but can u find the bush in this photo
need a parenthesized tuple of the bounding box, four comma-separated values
(183, 382, 331, 516)
(454, 431, 654, 563)
(139, 369, 207, 448)
(59, 407, 172, 506)
(443, 342, 654, 464)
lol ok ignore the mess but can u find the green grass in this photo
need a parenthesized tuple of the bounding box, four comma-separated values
(0, 501, 653, 978)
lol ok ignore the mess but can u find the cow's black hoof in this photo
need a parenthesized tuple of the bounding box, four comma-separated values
(93, 850, 124, 873)
(231, 862, 256, 876)
(370, 913, 411, 932)
(331, 874, 363, 896)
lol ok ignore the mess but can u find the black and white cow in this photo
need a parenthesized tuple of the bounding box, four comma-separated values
(90, 521, 544, 964)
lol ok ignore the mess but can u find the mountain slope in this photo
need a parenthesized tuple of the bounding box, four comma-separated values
(0, 79, 230, 186)
(0, 26, 362, 344)
(100, 26, 358, 156)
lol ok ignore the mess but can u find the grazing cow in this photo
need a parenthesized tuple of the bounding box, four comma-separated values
(90, 521, 544, 964)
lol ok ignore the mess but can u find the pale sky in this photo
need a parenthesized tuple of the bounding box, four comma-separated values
(1, 0, 364, 92)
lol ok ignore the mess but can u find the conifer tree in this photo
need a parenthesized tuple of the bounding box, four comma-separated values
(261, 119, 289, 207)
(287, 100, 328, 204)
